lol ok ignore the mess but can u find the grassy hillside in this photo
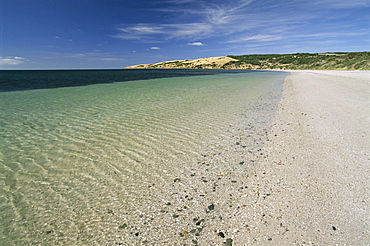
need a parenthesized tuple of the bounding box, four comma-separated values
(224, 52, 370, 70)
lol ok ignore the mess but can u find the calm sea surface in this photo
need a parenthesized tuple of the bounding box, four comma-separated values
(0, 69, 287, 244)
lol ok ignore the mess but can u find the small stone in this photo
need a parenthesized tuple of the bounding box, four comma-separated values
(218, 232, 225, 238)
(196, 221, 202, 226)
(225, 238, 233, 246)
(332, 226, 337, 231)
(174, 178, 181, 182)
(118, 224, 127, 229)
(239, 161, 245, 165)
(208, 204, 215, 211)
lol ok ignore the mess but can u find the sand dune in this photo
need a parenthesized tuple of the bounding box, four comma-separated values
(124, 56, 238, 69)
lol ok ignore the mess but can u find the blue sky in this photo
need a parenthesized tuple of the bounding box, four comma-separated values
(1, 0, 369, 69)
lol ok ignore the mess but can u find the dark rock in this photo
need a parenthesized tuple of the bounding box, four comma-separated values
(195, 219, 205, 226)
(174, 178, 181, 182)
(218, 232, 225, 238)
(332, 226, 337, 231)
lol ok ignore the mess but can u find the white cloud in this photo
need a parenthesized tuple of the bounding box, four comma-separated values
(187, 42, 205, 46)
(150, 47, 160, 50)
(0, 56, 26, 66)
(113, 23, 213, 41)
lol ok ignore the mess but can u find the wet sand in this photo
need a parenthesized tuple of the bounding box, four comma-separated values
(246, 70, 369, 244)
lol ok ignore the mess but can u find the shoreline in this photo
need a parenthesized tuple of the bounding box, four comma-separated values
(246, 70, 369, 244)
(1, 70, 368, 245)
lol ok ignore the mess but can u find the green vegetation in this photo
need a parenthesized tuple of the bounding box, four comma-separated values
(224, 52, 370, 70)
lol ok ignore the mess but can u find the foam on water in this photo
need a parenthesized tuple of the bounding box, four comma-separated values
(0, 71, 287, 244)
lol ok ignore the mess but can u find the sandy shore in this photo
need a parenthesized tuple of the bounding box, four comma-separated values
(246, 70, 369, 244)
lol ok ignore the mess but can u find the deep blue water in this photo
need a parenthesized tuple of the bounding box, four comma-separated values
(0, 69, 257, 92)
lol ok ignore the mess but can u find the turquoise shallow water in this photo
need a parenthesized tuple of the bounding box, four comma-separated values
(0, 71, 287, 244)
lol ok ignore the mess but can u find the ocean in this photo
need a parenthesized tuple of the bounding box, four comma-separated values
(0, 69, 287, 245)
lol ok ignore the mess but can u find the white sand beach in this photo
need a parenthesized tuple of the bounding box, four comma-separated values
(245, 70, 369, 244)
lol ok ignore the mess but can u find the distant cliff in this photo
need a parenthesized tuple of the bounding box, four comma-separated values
(124, 52, 370, 70)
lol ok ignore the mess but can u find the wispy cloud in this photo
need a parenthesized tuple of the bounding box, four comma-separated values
(0, 56, 26, 66)
(227, 35, 284, 43)
(310, 0, 370, 8)
(113, 23, 213, 41)
(112, 0, 369, 49)
(150, 46, 160, 50)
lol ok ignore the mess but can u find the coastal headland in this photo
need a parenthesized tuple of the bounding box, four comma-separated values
(124, 52, 370, 70)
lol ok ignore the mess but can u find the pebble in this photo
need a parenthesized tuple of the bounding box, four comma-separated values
(118, 224, 127, 230)
(225, 238, 233, 246)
